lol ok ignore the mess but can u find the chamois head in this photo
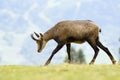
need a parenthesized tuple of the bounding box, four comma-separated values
(31, 32, 46, 53)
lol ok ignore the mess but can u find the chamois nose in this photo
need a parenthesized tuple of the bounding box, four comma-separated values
(37, 50, 40, 52)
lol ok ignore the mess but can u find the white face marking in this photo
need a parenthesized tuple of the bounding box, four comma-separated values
(37, 40, 46, 53)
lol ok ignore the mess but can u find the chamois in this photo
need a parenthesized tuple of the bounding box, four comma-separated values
(31, 20, 116, 65)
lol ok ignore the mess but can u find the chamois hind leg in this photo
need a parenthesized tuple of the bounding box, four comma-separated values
(66, 43, 71, 63)
(96, 40, 116, 64)
(87, 39, 99, 64)
(45, 43, 64, 66)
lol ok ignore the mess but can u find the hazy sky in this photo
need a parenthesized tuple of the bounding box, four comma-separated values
(0, 0, 120, 65)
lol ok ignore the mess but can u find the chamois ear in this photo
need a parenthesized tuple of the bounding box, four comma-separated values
(40, 33, 43, 37)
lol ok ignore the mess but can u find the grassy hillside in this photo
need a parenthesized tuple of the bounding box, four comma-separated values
(0, 64, 120, 80)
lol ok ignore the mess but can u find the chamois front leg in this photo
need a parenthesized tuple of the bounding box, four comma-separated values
(45, 43, 64, 66)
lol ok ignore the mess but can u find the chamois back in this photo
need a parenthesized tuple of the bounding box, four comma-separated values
(44, 20, 100, 43)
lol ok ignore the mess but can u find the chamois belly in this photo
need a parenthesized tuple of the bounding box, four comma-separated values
(73, 40, 85, 44)
(66, 37, 85, 44)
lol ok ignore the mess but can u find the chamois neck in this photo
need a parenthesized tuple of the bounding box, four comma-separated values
(43, 31, 53, 42)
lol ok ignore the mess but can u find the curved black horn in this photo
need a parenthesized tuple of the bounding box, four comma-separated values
(34, 32, 39, 37)
(31, 34, 38, 41)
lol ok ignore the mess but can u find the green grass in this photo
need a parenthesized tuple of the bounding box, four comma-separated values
(0, 64, 120, 80)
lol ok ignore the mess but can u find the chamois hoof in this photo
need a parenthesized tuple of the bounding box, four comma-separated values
(68, 60, 71, 64)
(89, 62, 94, 65)
(112, 60, 116, 64)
